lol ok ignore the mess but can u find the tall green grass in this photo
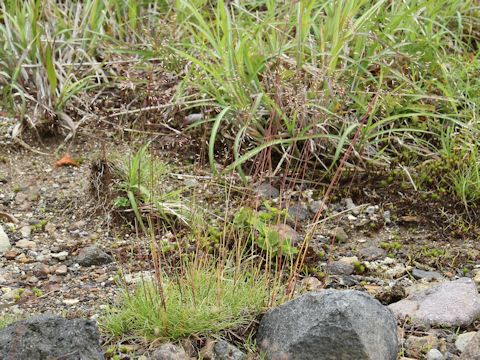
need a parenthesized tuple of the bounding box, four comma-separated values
(1, 0, 479, 202)
(102, 264, 269, 341)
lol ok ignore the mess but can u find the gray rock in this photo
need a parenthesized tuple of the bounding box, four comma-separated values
(287, 204, 310, 222)
(331, 226, 348, 243)
(309, 200, 327, 215)
(19, 225, 31, 238)
(0, 226, 11, 253)
(15, 239, 36, 250)
(383, 210, 391, 224)
(33, 263, 50, 279)
(389, 278, 480, 327)
(455, 332, 476, 353)
(426, 349, 444, 360)
(444, 352, 455, 360)
(412, 268, 443, 281)
(254, 183, 279, 200)
(213, 340, 245, 360)
(358, 246, 386, 261)
(151, 343, 188, 360)
(0, 314, 103, 360)
(328, 261, 354, 276)
(365, 206, 376, 215)
(257, 290, 398, 360)
(345, 198, 360, 215)
(460, 331, 480, 359)
(76, 246, 113, 267)
(51, 251, 69, 261)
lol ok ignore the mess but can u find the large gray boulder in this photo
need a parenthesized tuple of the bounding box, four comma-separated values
(257, 290, 398, 360)
(0, 314, 103, 360)
(389, 277, 480, 327)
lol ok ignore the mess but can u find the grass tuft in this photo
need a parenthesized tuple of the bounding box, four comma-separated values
(102, 265, 269, 342)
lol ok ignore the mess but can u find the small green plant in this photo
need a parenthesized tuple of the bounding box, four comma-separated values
(114, 144, 189, 232)
(353, 261, 366, 274)
(102, 265, 269, 341)
(13, 288, 25, 301)
(421, 247, 447, 258)
(32, 287, 43, 297)
(233, 205, 298, 257)
(379, 242, 402, 251)
(31, 220, 48, 233)
(0, 315, 21, 330)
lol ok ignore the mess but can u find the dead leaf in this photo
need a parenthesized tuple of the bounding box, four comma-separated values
(55, 154, 78, 167)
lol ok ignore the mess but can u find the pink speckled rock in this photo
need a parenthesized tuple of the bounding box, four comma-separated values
(389, 277, 480, 327)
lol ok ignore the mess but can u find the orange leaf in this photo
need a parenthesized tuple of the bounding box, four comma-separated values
(55, 154, 78, 167)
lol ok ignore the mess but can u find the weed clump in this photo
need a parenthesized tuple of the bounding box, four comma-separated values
(102, 266, 269, 341)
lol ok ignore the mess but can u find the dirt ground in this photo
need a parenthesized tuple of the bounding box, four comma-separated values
(1, 124, 480, 358)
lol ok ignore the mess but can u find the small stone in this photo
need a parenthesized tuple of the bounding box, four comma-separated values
(460, 331, 480, 359)
(184, 113, 203, 124)
(365, 205, 376, 215)
(55, 265, 68, 275)
(4, 250, 17, 260)
(69, 220, 86, 231)
(19, 225, 31, 238)
(15, 239, 36, 250)
(331, 226, 348, 243)
(472, 271, 480, 285)
(375, 285, 406, 305)
(27, 190, 40, 202)
(51, 251, 68, 261)
(151, 342, 188, 360)
(345, 198, 359, 215)
(33, 263, 50, 279)
(213, 340, 245, 360)
(62, 298, 80, 305)
(405, 335, 439, 358)
(412, 268, 443, 281)
(365, 257, 407, 279)
(358, 246, 387, 261)
(254, 182, 279, 200)
(15, 192, 27, 203)
(0, 226, 11, 253)
(426, 349, 444, 360)
(26, 275, 39, 284)
(287, 204, 310, 222)
(300, 277, 322, 291)
(328, 261, 354, 276)
(338, 256, 359, 266)
(183, 178, 198, 187)
(269, 224, 300, 246)
(383, 210, 392, 224)
(309, 200, 327, 214)
(455, 332, 476, 353)
(77, 246, 113, 267)
(44, 222, 56, 235)
(16, 253, 29, 263)
(199, 339, 215, 359)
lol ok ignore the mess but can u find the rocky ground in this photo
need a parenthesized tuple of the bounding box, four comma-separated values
(2, 128, 480, 359)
